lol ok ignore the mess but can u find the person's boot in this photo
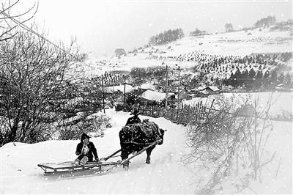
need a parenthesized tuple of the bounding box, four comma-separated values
(74, 159, 80, 165)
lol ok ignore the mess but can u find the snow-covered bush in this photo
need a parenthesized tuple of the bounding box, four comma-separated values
(184, 95, 275, 194)
(57, 113, 111, 140)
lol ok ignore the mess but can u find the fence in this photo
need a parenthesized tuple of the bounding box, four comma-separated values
(139, 100, 215, 125)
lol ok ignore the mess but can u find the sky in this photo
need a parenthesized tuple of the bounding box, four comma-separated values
(9, 0, 293, 58)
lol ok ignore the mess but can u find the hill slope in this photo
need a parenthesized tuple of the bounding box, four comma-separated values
(72, 27, 292, 78)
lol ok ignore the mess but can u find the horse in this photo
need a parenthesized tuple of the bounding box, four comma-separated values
(119, 119, 165, 168)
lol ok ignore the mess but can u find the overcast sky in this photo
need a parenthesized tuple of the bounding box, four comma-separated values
(14, 0, 293, 58)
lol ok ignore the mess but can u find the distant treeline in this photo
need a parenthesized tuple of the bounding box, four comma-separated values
(189, 28, 208, 36)
(192, 16, 291, 36)
(254, 16, 276, 28)
(222, 67, 292, 90)
(148, 28, 184, 45)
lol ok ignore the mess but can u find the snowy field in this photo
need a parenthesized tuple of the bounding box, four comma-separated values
(0, 104, 292, 194)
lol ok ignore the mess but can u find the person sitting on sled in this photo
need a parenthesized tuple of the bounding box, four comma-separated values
(75, 133, 100, 165)
(125, 108, 141, 126)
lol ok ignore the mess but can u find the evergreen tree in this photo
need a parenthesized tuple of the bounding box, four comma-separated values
(255, 70, 263, 89)
(229, 72, 237, 87)
(242, 69, 249, 89)
(148, 28, 184, 45)
(277, 72, 285, 84)
(284, 73, 292, 88)
(269, 70, 278, 88)
(224, 23, 234, 32)
(248, 68, 256, 79)
(263, 70, 270, 89)
(254, 16, 276, 28)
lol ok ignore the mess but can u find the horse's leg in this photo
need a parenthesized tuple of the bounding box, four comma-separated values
(120, 145, 130, 169)
(146, 147, 154, 164)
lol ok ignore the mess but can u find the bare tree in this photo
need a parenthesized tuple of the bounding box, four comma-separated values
(224, 23, 234, 32)
(0, 0, 38, 41)
(0, 28, 79, 145)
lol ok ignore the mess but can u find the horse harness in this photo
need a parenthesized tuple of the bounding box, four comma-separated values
(122, 122, 161, 145)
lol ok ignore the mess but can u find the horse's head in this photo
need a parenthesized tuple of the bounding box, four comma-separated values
(157, 128, 166, 145)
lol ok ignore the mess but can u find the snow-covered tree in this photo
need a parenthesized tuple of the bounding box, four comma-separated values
(254, 16, 276, 28)
(0, 29, 79, 145)
(224, 23, 234, 32)
(0, 0, 37, 41)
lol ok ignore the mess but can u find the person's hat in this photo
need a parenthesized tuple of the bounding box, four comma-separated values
(81, 133, 91, 141)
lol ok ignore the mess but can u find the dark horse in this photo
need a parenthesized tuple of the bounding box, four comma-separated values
(119, 119, 165, 168)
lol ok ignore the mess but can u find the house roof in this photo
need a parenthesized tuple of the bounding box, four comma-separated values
(140, 90, 174, 102)
(104, 84, 136, 94)
(207, 86, 220, 91)
(195, 86, 220, 92)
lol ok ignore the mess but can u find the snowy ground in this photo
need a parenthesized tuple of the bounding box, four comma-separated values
(0, 110, 197, 194)
(0, 105, 292, 194)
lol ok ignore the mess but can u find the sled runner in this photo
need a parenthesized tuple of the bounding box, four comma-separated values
(37, 161, 118, 174)
(38, 139, 161, 175)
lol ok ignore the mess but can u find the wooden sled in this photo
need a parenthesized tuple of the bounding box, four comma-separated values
(37, 161, 118, 174)
(38, 139, 161, 175)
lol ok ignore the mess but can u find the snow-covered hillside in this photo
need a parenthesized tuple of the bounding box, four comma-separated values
(67, 27, 292, 79)
(0, 107, 292, 194)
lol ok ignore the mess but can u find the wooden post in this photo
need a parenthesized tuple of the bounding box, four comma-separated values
(176, 65, 182, 121)
(123, 82, 126, 110)
(164, 62, 168, 110)
(102, 74, 105, 113)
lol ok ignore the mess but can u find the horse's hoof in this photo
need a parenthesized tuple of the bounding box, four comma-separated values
(123, 164, 129, 170)
(146, 158, 151, 164)
(123, 161, 129, 169)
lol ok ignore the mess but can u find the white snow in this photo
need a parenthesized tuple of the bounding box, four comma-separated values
(140, 90, 174, 102)
(1, 102, 292, 194)
(104, 84, 135, 94)
(0, 109, 196, 194)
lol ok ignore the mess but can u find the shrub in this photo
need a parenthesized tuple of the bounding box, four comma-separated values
(184, 95, 276, 194)
(57, 113, 112, 140)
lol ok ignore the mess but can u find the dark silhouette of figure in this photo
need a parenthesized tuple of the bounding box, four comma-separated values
(125, 109, 141, 126)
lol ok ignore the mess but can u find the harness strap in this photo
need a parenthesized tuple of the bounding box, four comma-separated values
(123, 138, 162, 146)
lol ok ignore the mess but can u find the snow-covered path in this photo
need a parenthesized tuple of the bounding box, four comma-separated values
(0, 109, 197, 194)
(1, 108, 292, 194)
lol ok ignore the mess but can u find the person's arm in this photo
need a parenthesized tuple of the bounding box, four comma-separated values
(91, 142, 99, 161)
(125, 118, 131, 126)
(75, 143, 82, 155)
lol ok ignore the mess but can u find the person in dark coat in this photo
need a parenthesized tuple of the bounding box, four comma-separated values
(125, 109, 141, 126)
(75, 133, 99, 165)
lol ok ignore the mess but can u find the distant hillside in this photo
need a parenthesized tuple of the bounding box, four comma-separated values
(71, 27, 292, 93)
